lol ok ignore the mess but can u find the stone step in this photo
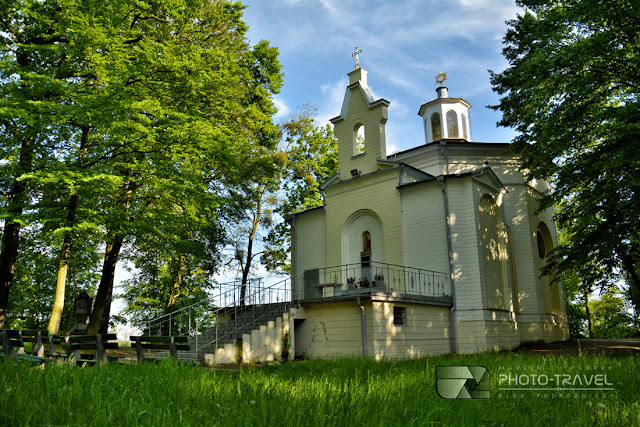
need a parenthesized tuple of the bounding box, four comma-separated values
(153, 303, 294, 362)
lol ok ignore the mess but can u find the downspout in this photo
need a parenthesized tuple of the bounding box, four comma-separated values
(357, 296, 367, 357)
(290, 214, 298, 300)
(440, 140, 449, 175)
(440, 141, 457, 354)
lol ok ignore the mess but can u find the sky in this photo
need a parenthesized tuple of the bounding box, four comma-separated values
(113, 0, 525, 327)
(242, 0, 524, 154)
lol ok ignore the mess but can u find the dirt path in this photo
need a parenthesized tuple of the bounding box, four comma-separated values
(514, 338, 640, 356)
(107, 339, 640, 363)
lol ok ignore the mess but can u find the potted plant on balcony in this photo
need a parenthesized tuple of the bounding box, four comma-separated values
(357, 277, 370, 288)
(373, 272, 384, 287)
(347, 277, 356, 290)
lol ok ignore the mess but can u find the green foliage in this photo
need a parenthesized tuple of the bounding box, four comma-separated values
(281, 329, 290, 362)
(261, 107, 338, 273)
(625, 281, 640, 331)
(561, 260, 589, 338)
(490, 0, 640, 298)
(0, 0, 284, 329)
(220, 105, 337, 288)
(561, 230, 637, 338)
(6, 228, 101, 333)
(0, 355, 639, 425)
(589, 287, 636, 339)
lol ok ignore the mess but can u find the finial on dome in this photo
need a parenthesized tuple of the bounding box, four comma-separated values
(435, 72, 448, 98)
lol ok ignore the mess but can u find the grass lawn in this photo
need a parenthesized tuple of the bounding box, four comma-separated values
(1, 352, 639, 426)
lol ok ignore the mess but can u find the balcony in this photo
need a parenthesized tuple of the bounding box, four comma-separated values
(295, 261, 450, 304)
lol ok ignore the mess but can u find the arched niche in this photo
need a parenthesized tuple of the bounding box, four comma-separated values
(342, 210, 384, 274)
(505, 225, 519, 313)
(479, 195, 509, 310)
(536, 222, 562, 314)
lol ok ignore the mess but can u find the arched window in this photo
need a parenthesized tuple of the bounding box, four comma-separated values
(461, 113, 468, 140)
(536, 230, 547, 259)
(446, 110, 458, 138)
(431, 113, 442, 141)
(354, 123, 365, 155)
(479, 195, 508, 310)
(362, 231, 371, 252)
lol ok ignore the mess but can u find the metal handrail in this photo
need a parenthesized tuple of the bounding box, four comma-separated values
(142, 273, 303, 355)
(145, 278, 264, 336)
(192, 273, 303, 356)
(146, 280, 256, 324)
(141, 261, 448, 359)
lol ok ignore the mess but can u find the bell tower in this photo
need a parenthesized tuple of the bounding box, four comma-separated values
(418, 73, 472, 144)
(330, 54, 390, 180)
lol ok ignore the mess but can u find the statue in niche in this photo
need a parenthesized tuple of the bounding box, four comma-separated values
(362, 231, 371, 252)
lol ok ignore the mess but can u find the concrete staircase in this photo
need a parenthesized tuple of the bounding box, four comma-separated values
(170, 302, 296, 363)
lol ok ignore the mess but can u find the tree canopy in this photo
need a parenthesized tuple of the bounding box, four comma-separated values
(218, 107, 337, 306)
(0, 0, 283, 332)
(490, 0, 640, 296)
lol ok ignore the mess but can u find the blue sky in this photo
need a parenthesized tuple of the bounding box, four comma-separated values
(242, 0, 523, 153)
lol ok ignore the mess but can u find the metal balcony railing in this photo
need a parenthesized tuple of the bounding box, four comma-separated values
(295, 261, 449, 300)
(142, 261, 448, 358)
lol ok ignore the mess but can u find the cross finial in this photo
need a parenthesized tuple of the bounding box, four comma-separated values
(352, 46, 363, 70)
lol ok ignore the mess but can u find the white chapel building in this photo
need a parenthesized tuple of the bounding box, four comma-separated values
(288, 67, 570, 359)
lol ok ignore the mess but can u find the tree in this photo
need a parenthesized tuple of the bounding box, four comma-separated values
(263, 108, 338, 274)
(118, 182, 227, 333)
(224, 107, 338, 302)
(0, 0, 82, 327)
(0, 0, 283, 332)
(589, 286, 635, 338)
(490, 0, 640, 298)
(79, 0, 282, 334)
(6, 226, 102, 332)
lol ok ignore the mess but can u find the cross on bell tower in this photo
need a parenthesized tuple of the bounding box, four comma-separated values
(352, 46, 363, 70)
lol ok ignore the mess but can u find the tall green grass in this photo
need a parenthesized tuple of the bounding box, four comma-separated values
(1, 353, 639, 426)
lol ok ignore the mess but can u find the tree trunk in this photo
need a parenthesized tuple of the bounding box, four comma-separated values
(619, 247, 640, 298)
(0, 136, 34, 328)
(239, 186, 265, 306)
(162, 255, 186, 336)
(87, 232, 124, 334)
(48, 126, 89, 334)
(585, 291, 593, 339)
(48, 194, 79, 334)
(240, 233, 254, 305)
(87, 173, 136, 334)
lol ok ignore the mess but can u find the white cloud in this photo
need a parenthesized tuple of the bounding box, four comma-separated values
(273, 96, 291, 119)
(316, 77, 348, 126)
(386, 142, 399, 156)
(387, 98, 410, 119)
(319, 0, 341, 17)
